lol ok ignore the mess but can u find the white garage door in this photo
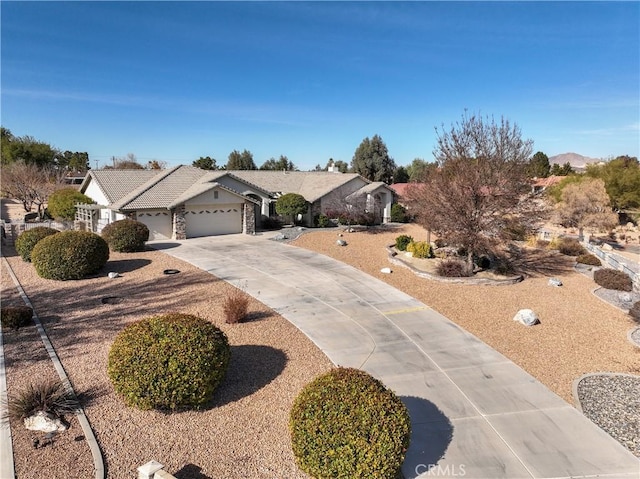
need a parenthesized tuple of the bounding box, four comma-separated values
(137, 210, 173, 241)
(185, 204, 242, 237)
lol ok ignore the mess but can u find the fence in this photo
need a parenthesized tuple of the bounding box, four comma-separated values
(583, 242, 640, 292)
(1, 221, 72, 246)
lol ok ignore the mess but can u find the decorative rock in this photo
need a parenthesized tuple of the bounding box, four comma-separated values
(108, 272, 120, 279)
(548, 278, 562, 287)
(336, 239, 347, 246)
(513, 309, 540, 326)
(347, 228, 355, 233)
(24, 411, 68, 433)
(274, 233, 288, 241)
(337, 233, 343, 237)
(380, 267, 392, 274)
(618, 292, 633, 304)
(602, 243, 613, 251)
(297, 227, 305, 231)
(404, 252, 414, 257)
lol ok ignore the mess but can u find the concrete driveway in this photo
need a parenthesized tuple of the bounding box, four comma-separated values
(155, 233, 640, 479)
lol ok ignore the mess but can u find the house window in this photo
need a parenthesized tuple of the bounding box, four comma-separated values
(214, 191, 219, 199)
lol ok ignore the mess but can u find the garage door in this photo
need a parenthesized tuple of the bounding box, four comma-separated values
(185, 204, 242, 237)
(137, 210, 173, 241)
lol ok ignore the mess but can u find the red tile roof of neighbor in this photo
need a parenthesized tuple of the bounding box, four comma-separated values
(389, 183, 410, 197)
(532, 176, 564, 188)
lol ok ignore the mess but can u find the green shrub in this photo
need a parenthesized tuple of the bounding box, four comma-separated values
(315, 214, 331, 228)
(7, 379, 79, 421)
(107, 313, 230, 410)
(576, 253, 602, 266)
(15, 227, 59, 262)
(31, 231, 109, 280)
(1, 305, 33, 329)
(260, 215, 281, 230)
(593, 268, 633, 292)
(290, 367, 411, 479)
(394, 235, 413, 251)
(630, 301, 640, 322)
(101, 219, 149, 252)
(407, 241, 433, 259)
(276, 193, 308, 223)
(47, 188, 94, 221)
(436, 259, 471, 277)
(390, 203, 409, 223)
(557, 238, 585, 256)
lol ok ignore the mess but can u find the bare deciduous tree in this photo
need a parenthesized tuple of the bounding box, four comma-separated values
(1, 161, 65, 216)
(554, 178, 618, 238)
(405, 113, 537, 273)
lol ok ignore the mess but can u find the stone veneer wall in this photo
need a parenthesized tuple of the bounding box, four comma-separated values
(173, 205, 186, 240)
(243, 202, 256, 235)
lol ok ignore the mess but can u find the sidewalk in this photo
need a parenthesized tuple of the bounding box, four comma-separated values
(157, 234, 640, 479)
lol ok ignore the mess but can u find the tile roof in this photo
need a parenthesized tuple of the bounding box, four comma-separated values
(83, 169, 159, 203)
(228, 170, 364, 202)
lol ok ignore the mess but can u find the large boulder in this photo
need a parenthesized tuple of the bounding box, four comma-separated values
(513, 309, 540, 326)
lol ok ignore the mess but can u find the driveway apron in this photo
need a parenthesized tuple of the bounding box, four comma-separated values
(157, 234, 640, 479)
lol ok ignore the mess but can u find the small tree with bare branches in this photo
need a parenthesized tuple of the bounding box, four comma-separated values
(1, 161, 65, 217)
(405, 113, 536, 273)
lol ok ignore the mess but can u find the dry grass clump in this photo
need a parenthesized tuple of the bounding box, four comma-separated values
(223, 282, 250, 323)
(6, 379, 79, 421)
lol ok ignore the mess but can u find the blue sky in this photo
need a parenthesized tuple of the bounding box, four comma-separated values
(2, 1, 638, 170)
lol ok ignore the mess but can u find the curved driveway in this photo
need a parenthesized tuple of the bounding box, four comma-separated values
(156, 233, 639, 479)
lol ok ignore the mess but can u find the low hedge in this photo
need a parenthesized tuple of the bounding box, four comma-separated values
(593, 268, 633, 292)
(31, 231, 109, 280)
(290, 367, 411, 479)
(107, 313, 230, 410)
(15, 227, 59, 262)
(1, 306, 33, 329)
(407, 241, 433, 259)
(101, 219, 149, 252)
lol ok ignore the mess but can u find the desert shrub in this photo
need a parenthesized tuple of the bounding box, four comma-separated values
(547, 236, 560, 250)
(394, 235, 413, 251)
(536, 239, 550, 249)
(434, 238, 446, 248)
(630, 301, 640, 322)
(31, 231, 109, 280)
(436, 259, 470, 277)
(352, 212, 377, 226)
(7, 379, 79, 421)
(407, 241, 433, 259)
(390, 203, 409, 223)
(15, 227, 59, 262)
(47, 188, 94, 220)
(476, 255, 491, 270)
(315, 214, 331, 228)
(557, 238, 585, 256)
(223, 284, 250, 324)
(1, 305, 33, 329)
(593, 268, 633, 292)
(101, 219, 149, 252)
(290, 367, 411, 479)
(576, 253, 602, 266)
(107, 313, 230, 410)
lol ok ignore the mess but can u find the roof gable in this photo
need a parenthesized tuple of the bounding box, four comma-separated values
(81, 169, 159, 204)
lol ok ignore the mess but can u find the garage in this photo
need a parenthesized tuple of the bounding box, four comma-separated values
(137, 210, 173, 240)
(185, 204, 242, 237)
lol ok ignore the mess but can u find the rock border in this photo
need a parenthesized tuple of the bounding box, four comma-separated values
(572, 371, 640, 413)
(628, 327, 640, 348)
(385, 245, 524, 286)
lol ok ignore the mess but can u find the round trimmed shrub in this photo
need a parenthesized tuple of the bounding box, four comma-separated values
(395, 235, 413, 251)
(290, 367, 411, 479)
(107, 313, 230, 410)
(15, 227, 59, 262)
(1, 305, 33, 330)
(47, 188, 94, 221)
(31, 231, 109, 280)
(407, 240, 433, 259)
(576, 253, 601, 266)
(557, 238, 585, 256)
(593, 268, 633, 292)
(101, 219, 149, 252)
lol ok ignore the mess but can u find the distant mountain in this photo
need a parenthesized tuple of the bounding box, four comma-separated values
(548, 152, 603, 170)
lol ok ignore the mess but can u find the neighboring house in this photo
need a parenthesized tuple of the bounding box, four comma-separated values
(78, 166, 394, 240)
(531, 175, 563, 194)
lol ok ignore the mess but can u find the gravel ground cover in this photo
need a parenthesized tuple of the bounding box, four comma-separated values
(1, 245, 332, 478)
(291, 224, 640, 405)
(576, 374, 640, 456)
